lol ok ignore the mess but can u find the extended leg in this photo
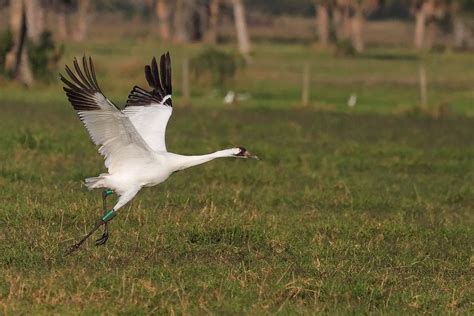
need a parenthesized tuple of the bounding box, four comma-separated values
(96, 189, 114, 246)
(102, 188, 113, 210)
(95, 188, 140, 247)
(64, 188, 140, 256)
(64, 210, 116, 256)
(95, 223, 109, 246)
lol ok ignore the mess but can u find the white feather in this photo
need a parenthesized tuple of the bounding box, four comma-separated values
(123, 103, 172, 152)
(62, 55, 252, 213)
(76, 93, 153, 174)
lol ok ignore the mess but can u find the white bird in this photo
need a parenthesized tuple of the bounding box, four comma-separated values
(347, 93, 357, 107)
(60, 53, 258, 255)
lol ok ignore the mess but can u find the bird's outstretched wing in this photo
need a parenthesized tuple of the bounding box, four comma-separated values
(60, 56, 153, 173)
(123, 52, 173, 152)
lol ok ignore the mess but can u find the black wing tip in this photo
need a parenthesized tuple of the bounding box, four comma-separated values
(159, 52, 171, 66)
(142, 52, 172, 97)
(159, 52, 172, 95)
(125, 85, 163, 107)
(125, 53, 172, 108)
(61, 55, 107, 112)
(65, 55, 93, 71)
(62, 55, 101, 87)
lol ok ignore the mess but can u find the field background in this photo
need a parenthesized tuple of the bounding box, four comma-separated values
(0, 7, 474, 315)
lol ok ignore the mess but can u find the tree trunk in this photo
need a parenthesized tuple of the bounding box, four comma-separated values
(74, 0, 91, 41)
(204, 0, 220, 44)
(5, 0, 34, 86)
(350, 4, 364, 53)
(453, 18, 465, 49)
(232, 0, 251, 57)
(18, 43, 34, 87)
(342, 6, 352, 40)
(5, 0, 24, 74)
(56, 2, 69, 40)
(57, 12, 68, 39)
(448, 2, 464, 49)
(414, 6, 426, 49)
(192, 4, 207, 41)
(315, 1, 329, 46)
(173, 0, 191, 43)
(332, 5, 343, 41)
(425, 18, 437, 49)
(333, 3, 350, 42)
(156, 0, 171, 41)
(24, 0, 45, 44)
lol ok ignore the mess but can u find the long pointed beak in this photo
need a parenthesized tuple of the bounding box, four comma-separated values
(244, 151, 259, 160)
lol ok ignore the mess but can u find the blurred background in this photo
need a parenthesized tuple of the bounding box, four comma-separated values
(0, 0, 473, 115)
(1, 2, 473, 313)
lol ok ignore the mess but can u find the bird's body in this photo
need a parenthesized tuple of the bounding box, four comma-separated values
(85, 149, 241, 209)
(60, 53, 257, 254)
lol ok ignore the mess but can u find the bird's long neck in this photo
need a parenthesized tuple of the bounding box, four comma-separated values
(172, 149, 236, 171)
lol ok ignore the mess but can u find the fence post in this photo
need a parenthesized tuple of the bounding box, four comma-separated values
(419, 63, 427, 109)
(302, 63, 310, 107)
(181, 57, 191, 104)
(182, 57, 190, 104)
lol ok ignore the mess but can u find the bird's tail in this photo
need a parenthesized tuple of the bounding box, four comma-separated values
(84, 174, 107, 190)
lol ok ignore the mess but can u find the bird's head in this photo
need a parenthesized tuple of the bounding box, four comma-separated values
(232, 147, 259, 159)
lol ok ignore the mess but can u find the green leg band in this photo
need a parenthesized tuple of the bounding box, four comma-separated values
(105, 189, 113, 196)
(101, 210, 116, 222)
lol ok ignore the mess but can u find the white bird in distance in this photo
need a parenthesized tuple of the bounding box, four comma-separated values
(60, 52, 258, 255)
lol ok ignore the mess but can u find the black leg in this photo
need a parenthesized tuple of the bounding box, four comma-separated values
(64, 190, 116, 256)
(95, 222, 109, 246)
(102, 189, 113, 211)
(96, 189, 113, 246)
(102, 191, 107, 210)
(65, 219, 106, 256)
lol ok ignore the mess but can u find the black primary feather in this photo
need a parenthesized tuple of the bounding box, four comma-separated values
(126, 52, 172, 108)
(60, 56, 119, 112)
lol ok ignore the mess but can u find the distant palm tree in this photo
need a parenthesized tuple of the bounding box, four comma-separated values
(74, 0, 91, 41)
(232, 0, 251, 58)
(314, 0, 330, 46)
(314, 0, 379, 53)
(4, 0, 45, 86)
(411, 0, 449, 49)
(156, 0, 171, 41)
(204, 0, 220, 44)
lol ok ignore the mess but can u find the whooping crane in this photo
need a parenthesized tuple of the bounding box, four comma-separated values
(60, 53, 258, 255)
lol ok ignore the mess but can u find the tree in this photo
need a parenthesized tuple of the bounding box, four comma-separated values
(56, 1, 70, 40)
(204, 0, 220, 44)
(4, 0, 63, 86)
(25, 0, 45, 44)
(4, 0, 45, 86)
(444, 0, 474, 49)
(314, 0, 379, 53)
(349, 1, 365, 52)
(50, 0, 92, 42)
(74, 0, 91, 41)
(411, 0, 448, 49)
(232, 0, 251, 57)
(156, 0, 171, 41)
(173, 0, 206, 43)
(314, 0, 330, 46)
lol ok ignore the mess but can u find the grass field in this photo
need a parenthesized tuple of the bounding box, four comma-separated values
(1, 38, 474, 116)
(0, 38, 473, 314)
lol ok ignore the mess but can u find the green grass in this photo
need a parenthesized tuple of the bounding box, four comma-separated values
(0, 38, 473, 313)
(1, 103, 473, 314)
(0, 40, 473, 116)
